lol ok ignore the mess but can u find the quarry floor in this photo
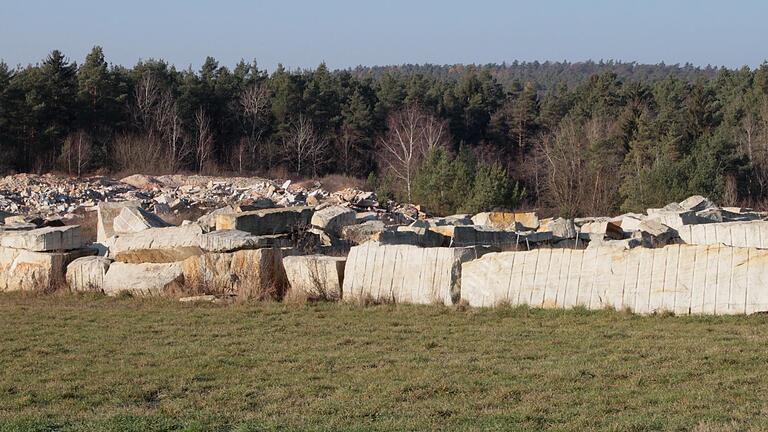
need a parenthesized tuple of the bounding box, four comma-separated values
(1, 294, 768, 431)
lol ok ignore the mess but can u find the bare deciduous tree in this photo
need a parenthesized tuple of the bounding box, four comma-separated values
(235, 83, 270, 172)
(536, 116, 620, 217)
(194, 107, 214, 173)
(377, 105, 449, 202)
(281, 116, 329, 176)
(60, 130, 92, 177)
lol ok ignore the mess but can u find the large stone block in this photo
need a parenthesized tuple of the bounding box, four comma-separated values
(66, 256, 111, 292)
(112, 206, 170, 234)
(198, 230, 292, 252)
(461, 244, 768, 315)
(678, 220, 768, 249)
(0, 246, 93, 291)
(96, 201, 141, 242)
(471, 211, 539, 230)
(430, 225, 544, 248)
(113, 246, 204, 264)
(105, 225, 204, 257)
(0, 225, 83, 252)
(310, 205, 356, 236)
(342, 242, 488, 305)
(181, 248, 294, 300)
(103, 262, 185, 296)
(341, 220, 385, 244)
(283, 255, 345, 301)
(215, 206, 314, 235)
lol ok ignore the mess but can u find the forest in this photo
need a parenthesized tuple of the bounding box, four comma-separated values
(1, 47, 767, 217)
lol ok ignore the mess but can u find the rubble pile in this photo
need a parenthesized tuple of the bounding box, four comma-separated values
(3, 173, 768, 316)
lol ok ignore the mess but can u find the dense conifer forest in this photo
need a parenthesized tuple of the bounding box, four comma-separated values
(2, 48, 767, 215)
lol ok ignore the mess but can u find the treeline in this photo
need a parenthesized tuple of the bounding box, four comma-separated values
(1, 47, 768, 216)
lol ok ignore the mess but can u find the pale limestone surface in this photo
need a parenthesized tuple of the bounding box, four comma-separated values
(112, 206, 170, 234)
(66, 256, 111, 292)
(342, 242, 488, 305)
(0, 246, 92, 291)
(96, 201, 141, 242)
(0, 225, 83, 251)
(283, 255, 346, 301)
(461, 244, 768, 315)
(678, 220, 768, 249)
(104, 225, 204, 257)
(103, 262, 184, 296)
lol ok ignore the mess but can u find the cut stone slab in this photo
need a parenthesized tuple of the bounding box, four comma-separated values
(311, 205, 356, 236)
(341, 220, 386, 244)
(578, 220, 624, 240)
(0, 225, 83, 252)
(197, 205, 238, 232)
(645, 210, 704, 229)
(679, 195, 716, 212)
(198, 230, 292, 252)
(283, 255, 346, 301)
(215, 206, 314, 235)
(342, 242, 490, 305)
(66, 256, 111, 292)
(539, 217, 576, 239)
(105, 224, 204, 257)
(0, 246, 93, 291)
(113, 206, 170, 234)
(181, 248, 295, 300)
(472, 211, 539, 230)
(97, 201, 141, 242)
(461, 244, 768, 315)
(103, 262, 185, 297)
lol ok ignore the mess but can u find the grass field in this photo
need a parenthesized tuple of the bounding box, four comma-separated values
(2, 294, 768, 431)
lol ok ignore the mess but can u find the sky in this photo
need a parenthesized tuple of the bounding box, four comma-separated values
(1, 0, 766, 72)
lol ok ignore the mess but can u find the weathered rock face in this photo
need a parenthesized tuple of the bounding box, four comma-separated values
(198, 230, 291, 252)
(112, 206, 170, 234)
(471, 212, 539, 231)
(181, 248, 294, 300)
(539, 218, 577, 240)
(461, 244, 768, 315)
(215, 207, 314, 235)
(283, 255, 345, 301)
(66, 256, 111, 292)
(103, 262, 185, 296)
(0, 246, 93, 291)
(578, 220, 624, 240)
(679, 195, 716, 212)
(96, 201, 141, 242)
(105, 225, 204, 257)
(0, 225, 83, 251)
(310, 205, 356, 236)
(113, 246, 204, 264)
(342, 242, 489, 305)
(341, 220, 385, 244)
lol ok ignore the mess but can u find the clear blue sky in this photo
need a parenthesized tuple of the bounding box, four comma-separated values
(1, 0, 766, 71)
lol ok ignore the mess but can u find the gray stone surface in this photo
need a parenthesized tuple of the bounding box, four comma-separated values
(103, 262, 185, 296)
(112, 206, 170, 234)
(198, 230, 291, 252)
(215, 206, 314, 235)
(310, 205, 356, 235)
(341, 220, 386, 244)
(0, 225, 83, 251)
